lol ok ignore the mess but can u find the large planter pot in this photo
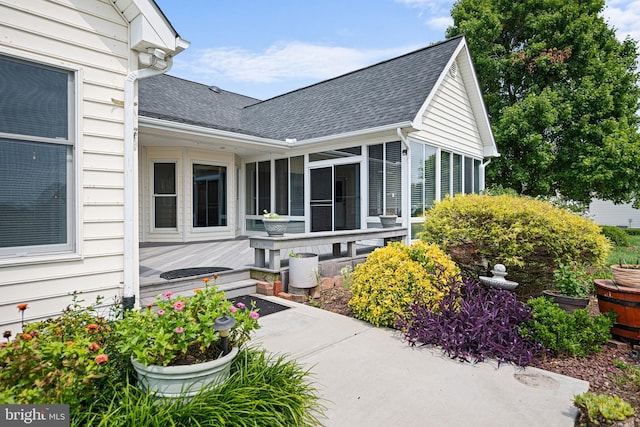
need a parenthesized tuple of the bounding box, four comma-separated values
(542, 290, 590, 314)
(289, 253, 319, 289)
(595, 279, 640, 342)
(611, 264, 640, 288)
(131, 346, 239, 400)
(263, 218, 288, 236)
(379, 215, 398, 228)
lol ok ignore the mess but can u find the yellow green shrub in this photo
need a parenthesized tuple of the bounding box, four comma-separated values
(348, 241, 459, 327)
(420, 194, 610, 298)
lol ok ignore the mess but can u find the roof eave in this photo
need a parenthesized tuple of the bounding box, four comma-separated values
(289, 121, 416, 147)
(139, 116, 288, 148)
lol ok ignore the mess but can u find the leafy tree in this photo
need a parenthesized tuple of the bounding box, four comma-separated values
(447, 0, 640, 206)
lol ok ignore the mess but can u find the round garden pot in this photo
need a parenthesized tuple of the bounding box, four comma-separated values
(542, 290, 590, 314)
(379, 215, 397, 228)
(289, 253, 319, 289)
(131, 346, 239, 400)
(595, 279, 640, 342)
(263, 218, 288, 236)
(611, 264, 640, 288)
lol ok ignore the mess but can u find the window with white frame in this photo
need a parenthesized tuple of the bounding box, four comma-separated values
(411, 144, 483, 218)
(0, 56, 75, 257)
(193, 164, 227, 227)
(368, 141, 402, 217)
(153, 163, 177, 228)
(245, 156, 304, 217)
(410, 142, 436, 217)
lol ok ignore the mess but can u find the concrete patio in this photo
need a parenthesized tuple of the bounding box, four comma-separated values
(253, 296, 589, 427)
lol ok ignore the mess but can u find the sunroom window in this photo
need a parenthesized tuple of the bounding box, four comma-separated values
(0, 56, 75, 257)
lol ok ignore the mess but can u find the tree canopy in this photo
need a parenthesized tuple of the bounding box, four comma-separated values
(447, 0, 640, 205)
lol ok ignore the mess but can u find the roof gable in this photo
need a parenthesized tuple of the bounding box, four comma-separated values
(240, 36, 464, 141)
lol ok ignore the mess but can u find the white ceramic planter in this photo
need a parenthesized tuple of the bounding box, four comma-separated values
(131, 346, 239, 400)
(289, 253, 319, 289)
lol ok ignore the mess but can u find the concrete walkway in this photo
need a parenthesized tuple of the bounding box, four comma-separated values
(253, 297, 589, 427)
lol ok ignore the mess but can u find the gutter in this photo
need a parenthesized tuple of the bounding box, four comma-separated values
(479, 158, 492, 192)
(122, 51, 173, 310)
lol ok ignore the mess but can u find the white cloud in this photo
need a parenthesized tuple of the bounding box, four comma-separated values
(427, 16, 454, 31)
(395, 0, 454, 32)
(602, 0, 640, 43)
(187, 42, 418, 84)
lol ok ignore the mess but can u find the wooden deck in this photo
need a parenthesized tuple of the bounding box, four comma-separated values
(139, 237, 362, 286)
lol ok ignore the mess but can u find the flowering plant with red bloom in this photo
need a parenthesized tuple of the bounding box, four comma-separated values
(0, 296, 119, 407)
(114, 277, 260, 366)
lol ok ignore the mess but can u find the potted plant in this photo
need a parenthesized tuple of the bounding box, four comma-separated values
(262, 210, 289, 236)
(288, 251, 319, 289)
(610, 260, 640, 288)
(543, 260, 593, 313)
(114, 277, 260, 400)
(379, 209, 398, 228)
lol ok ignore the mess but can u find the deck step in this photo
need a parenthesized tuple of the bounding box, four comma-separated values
(219, 279, 258, 299)
(140, 268, 255, 306)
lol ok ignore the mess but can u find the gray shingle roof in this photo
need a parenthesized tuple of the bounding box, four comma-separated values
(139, 36, 463, 141)
(139, 76, 261, 135)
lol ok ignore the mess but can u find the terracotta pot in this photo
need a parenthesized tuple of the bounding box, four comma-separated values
(542, 290, 590, 314)
(611, 264, 640, 288)
(595, 279, 640, 342)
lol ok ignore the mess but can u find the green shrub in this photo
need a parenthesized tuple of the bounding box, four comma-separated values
(626, 228, 640, 236)
(73, 348, 324, 427)
(0, 297, 129, 408)
(348, 241, 459, 327)
(520, 297, 615, 358)
(574, 392, 635, 425)
(420, 194, 610, 298)
(601, 225, 632, 247)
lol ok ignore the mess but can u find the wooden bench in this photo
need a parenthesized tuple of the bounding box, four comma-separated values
(249, 227, 408, 270)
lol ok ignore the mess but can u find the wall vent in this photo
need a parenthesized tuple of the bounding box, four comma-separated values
(449, 62, 458, 78)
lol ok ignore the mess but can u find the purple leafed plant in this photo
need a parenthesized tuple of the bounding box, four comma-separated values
(398, 279, 548, 366)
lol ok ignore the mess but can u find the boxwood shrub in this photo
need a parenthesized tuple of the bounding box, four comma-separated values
(420, 194, 610, 298)
(601, 225, 631, 247)
(348, 241, 459, 327)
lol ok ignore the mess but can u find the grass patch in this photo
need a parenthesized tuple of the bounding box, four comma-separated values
(608, 235, 640, 266)
(73, 347, 325, 427)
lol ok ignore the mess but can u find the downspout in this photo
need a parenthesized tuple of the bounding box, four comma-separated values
(479, 159, 491, 193)
(122, 53, 173, 310)
(396, 128, 411, 244)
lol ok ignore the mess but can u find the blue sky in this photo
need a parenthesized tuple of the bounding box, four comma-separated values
(155, 0, 640, 100)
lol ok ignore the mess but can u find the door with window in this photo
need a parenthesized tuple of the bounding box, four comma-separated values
(310, 163, 360, 232)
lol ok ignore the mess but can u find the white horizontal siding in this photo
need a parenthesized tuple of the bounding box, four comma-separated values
(419, 61, 484, 158)
(0, 0, 129, 334)
(589, 199, 640, 228)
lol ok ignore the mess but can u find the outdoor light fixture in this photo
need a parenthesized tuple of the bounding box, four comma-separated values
(213, 315, 236, 356)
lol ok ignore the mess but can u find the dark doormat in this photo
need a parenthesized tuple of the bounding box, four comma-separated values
(231, 295, 290, 317)
(160, 266, 232, 280)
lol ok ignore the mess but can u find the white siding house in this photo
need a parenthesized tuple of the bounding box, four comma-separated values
(0, 0, 187, 333)
(1, 3, 496, 334)
(589, 199, 640, 228)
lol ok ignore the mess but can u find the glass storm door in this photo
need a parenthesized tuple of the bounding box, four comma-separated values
(310, 164, 360, 232)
